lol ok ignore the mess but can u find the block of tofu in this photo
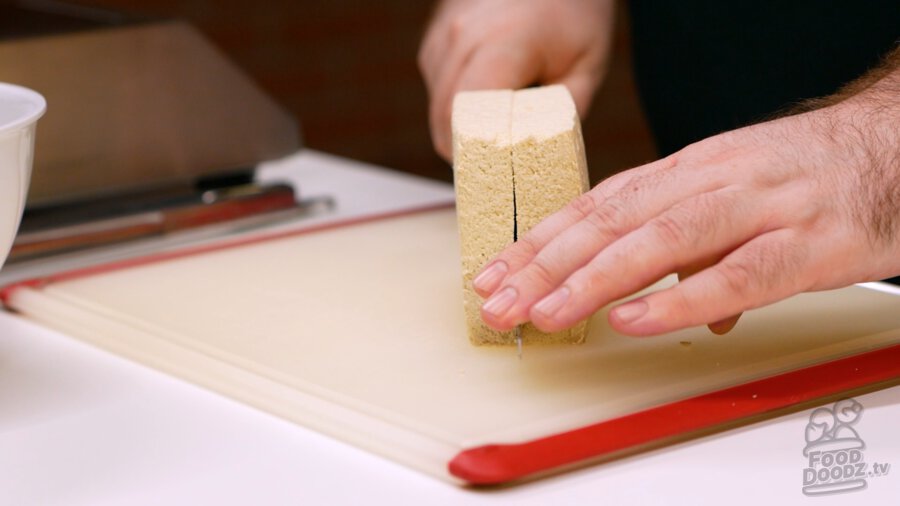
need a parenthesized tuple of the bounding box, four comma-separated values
(452, 85, 590, 346)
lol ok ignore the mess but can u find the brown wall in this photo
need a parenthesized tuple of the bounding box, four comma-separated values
(70, 0, 656, 184)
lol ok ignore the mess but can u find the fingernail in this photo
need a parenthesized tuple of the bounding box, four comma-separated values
(612, 300, 649, 324)
(473, 261, 508, 293)
(533, 286, 571, 317)
(482, 286, 518, 317)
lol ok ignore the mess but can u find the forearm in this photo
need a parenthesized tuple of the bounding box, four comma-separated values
(822, 47, 900, 251)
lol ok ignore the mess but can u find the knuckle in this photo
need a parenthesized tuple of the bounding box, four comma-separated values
(448, 15, 468, 44)
(707, 232, 810, 312)
(522, 258, 558, 289)
(569, 193, 598, 220)
(752, 234, 807, 290)
(649, 213, 689, 250)
(666, 286, 696, 322)
(511, 233, 541, 262)
(676, 140, 705, 162)
(687, 190, 721, 216)
(572, 265, 614, 296)
(680, 134, 726, 160)
(583, 196, 627, 237)
(714, 260, 756, 299)
(598, 171, 631, 191)
(648, 191, 728, 253)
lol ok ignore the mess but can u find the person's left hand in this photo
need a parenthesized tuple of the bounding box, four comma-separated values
(472, 98, 900, 336)
(418, 0, 615, 161)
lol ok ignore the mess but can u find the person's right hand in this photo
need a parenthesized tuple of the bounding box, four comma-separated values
(418, 0, 615, 160)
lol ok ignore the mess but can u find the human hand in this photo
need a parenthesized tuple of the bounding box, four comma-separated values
(472, 82, 900, 336)
(418, 0, 615, 160)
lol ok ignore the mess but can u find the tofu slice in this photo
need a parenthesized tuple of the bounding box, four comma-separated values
(452, 89, 516, 345)
(452, 85, 590, 345)
(511, 85, 591, 344)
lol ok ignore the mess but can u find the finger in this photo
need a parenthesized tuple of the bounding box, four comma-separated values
(678, 258, 743, 334)
(553, 72, 600, 118)
(433, 42, 543, 160)
(548, 42, 607, 117)
(428, 34, 491, 160)
(424, 8, 512, 159)
(418, 1, 474, 92)
(543, 16, 609, 118)
(480, 176, 704, 329)
(418, 21, 446, 91)
(608, 228, 807, 336)
(524, 187, 766, 332)
(482, 175, 745, 331)
(473, 155, 678, 298)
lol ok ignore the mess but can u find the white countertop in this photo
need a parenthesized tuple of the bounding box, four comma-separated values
(1, 150, 898, 505)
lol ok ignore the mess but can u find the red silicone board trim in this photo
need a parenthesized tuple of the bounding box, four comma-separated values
(449, 341, 900, 485)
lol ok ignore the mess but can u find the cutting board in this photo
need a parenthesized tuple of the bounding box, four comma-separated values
(3, 206, 900, 484)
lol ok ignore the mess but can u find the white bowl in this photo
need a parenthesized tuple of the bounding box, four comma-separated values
(0, 83, 46, 270)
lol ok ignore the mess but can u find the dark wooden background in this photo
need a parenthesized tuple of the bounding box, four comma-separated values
(69, 0, 657, 184)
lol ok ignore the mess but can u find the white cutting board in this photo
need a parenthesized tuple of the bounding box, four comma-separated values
(6, 208, 900, 482)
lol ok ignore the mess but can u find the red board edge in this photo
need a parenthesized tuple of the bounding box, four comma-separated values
(0, 202, 455, 306)
(449, 341, 900, 485)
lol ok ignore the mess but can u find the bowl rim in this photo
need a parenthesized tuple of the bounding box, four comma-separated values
(0, 82, 47, 134)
